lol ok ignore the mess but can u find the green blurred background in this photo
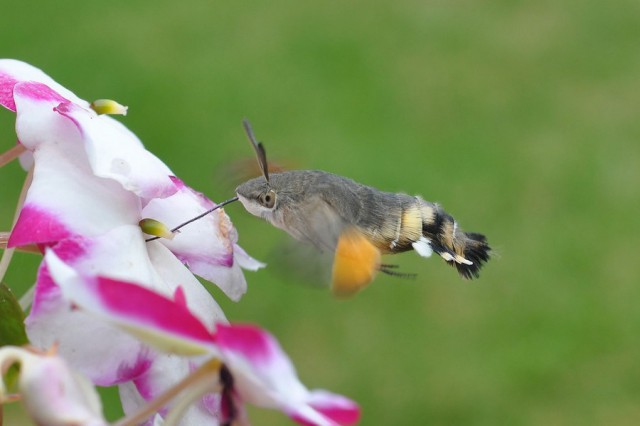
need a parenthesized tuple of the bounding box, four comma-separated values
(1, 0, 639, 424)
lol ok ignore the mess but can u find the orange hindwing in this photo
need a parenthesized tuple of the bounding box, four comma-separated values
(331, 228, 381, 299)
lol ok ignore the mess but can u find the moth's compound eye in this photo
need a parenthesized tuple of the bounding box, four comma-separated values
(260, 189, 276, 209)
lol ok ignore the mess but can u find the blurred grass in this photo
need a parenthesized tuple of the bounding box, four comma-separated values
(1, 0, 639, 424)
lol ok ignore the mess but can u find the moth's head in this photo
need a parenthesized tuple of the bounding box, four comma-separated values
(237, 118, 280, 219)
(235, 177, 278, 218)
(237, 118, 307, 221)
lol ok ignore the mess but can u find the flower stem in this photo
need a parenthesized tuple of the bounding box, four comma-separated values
(0, 166, 33, 285)
(113, 358, 223, 426)
(19, 285, 35, 312)
(0, 144, 27, 168)
(0, 237, 40, 254)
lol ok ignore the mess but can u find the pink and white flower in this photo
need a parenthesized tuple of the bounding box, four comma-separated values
(45, 250, 360, 426)
(0, 59, 264, 424)
(0, 59, 262, 296)
(1, 59, 359, 426)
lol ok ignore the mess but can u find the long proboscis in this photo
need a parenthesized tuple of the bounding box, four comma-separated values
(242, 118, 270, 183)
(145, 196, 239, 242)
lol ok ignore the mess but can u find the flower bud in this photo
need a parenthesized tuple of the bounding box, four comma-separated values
(139, 218, 177, 240)
(90, 99, 128, 115)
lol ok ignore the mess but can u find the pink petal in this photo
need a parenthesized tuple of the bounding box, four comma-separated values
(15, 80, 68, 104)
(0, 59, 87, 112)
(305, 391, 360, 425)
(44, 249, 216, 355)
(27, 226, 218, 385)
(214, 324, 285, 368)
(289, 394, 361, 426)
(26, 261, 154, 386)
(8, 203, 72, 248)
(69, 227, 228, 334)
(145, 242, 227, 328)
(214, 324, 359, 426)
(0, 71, 18, 111)
(214, 323, 308, 405)
(89, 276, 215, 347)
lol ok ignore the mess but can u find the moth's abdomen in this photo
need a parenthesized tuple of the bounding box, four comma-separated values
(322, 176, 491, 278)
(352, 191, 422, 254)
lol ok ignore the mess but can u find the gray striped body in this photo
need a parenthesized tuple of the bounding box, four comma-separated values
(236, 170, 490, 279)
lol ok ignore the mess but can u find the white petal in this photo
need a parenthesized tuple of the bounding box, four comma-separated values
(26, 280, 154, 386)
(234, 244, 266, 271)
(142, 182, 262, 301)
(53, 102, 177, 200)
(146, 242, 227, 327)
(10, 100, 140, 245)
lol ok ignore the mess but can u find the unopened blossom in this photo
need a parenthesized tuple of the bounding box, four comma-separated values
(90, 98, 128, 115)
(45, 250, 360, 426)
(0, 346, 107, 426)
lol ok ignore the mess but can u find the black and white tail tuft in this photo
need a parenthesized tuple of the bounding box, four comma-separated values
(421, 203, 491, 279)
(449, 231, 490, 279)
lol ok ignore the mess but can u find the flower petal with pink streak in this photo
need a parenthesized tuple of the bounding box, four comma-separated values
(53, 101, 177, 200)
(214, 324, 360, 426)
(295, 391, 360, 426)
(7, 203, 73, 249)
(0, 70, 18, 111)
(27, 226, 223, 385)
(142, 180, 264, 301)
(41, 248, 357, 425)
(35, 225, 226, 327)
(43, 249, 217, 356)
(0, 58, 86, 112)
(2, 60, 176, 199)
(9, 97, 140, 247)
(27, 259, 154, 386)
(145, 241, 227, 328)
(10, 81, 177, 202)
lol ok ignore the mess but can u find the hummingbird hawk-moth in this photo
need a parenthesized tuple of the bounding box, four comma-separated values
(235, 119, 491, 298)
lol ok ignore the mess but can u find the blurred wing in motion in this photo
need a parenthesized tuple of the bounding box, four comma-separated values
(215, 157, 293, 193)
(264, 226, 383, 299)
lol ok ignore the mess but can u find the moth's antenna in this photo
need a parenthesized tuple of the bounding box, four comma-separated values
(145, 196, 239, 242)
(242, 118, 270, 183)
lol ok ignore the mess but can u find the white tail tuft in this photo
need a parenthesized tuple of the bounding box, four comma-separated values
(412, 237, 433, 257)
